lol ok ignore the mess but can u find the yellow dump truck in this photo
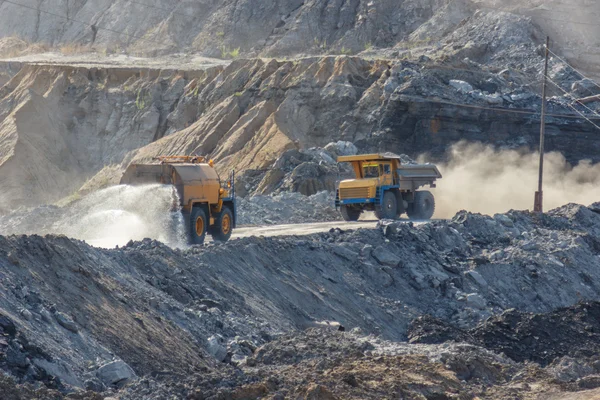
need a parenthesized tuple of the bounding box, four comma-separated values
(335, 153, 442, 221)
(120, 156, 236, 244)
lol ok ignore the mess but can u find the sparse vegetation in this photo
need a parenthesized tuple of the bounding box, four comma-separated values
(185, 80, 201, 98)
(364, 42, 373, 51)
(219, 45, 241, 59)
(313, 37, 328, 51)
(229, 47, 240, 58)
(136, 88, 150, 110)
(340, 46, 352, 55)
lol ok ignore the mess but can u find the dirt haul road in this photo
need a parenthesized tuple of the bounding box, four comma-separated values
(233, 219, 431, 239)
(0, 185, 431, 248)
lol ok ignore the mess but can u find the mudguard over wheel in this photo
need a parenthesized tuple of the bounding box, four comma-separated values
(211, 206, 234, 242)
(375, 191, 398, 220)
(189, 207, 207, 244)
(407, 191, 435, 220)
(340, 205, 361, 222)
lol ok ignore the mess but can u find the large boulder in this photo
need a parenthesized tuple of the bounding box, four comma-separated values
(324, 141, 358, 158)
(96, 360, 136, 385)
(571, 79, 600, 97)
(207, 336, 227, 362)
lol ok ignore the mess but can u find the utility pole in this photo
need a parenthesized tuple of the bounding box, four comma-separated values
(534, 36, 550, 213)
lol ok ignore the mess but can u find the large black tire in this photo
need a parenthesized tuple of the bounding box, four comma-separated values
(211, 206, 234, 242)
(407, 191, 435, 220)
(375, 191, 398, 220)
(340, 205, 361, 222)
(395, 191, 406, 217)
(189, 207, 207, 245)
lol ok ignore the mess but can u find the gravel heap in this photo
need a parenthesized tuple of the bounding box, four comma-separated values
(237, 191, 340, 226)
(2, 202, 600, 398)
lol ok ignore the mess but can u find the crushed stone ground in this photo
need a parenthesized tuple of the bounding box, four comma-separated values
(2, 202, 600, 398)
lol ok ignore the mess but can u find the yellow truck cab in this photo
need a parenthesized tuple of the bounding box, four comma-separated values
(335, 153, 442, 221)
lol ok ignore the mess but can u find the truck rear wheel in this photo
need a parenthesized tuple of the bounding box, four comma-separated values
(340, 205, 361, 222)
(407, 191, 435, 220)
(189, 207, 207, 244)
(375, 191, 397, 220)
(211, 206, 233, 242)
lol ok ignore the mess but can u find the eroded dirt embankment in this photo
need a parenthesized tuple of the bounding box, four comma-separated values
(1, 43, 599, 212)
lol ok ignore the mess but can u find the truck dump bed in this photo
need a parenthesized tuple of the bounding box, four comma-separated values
(396, 164, 442, 190)
(120, 162, 221, 208)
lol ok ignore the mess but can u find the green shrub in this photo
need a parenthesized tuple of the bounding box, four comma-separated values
(220, 45, 241, 59)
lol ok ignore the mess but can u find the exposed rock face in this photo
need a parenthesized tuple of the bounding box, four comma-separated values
(0, 63, 179, 208)
(0, 52, 597, 210)
(1, 2, 600, 399)
(0, 0, 450, 55)
(0, 1, 598, 211)
(0, 0, 597, 81)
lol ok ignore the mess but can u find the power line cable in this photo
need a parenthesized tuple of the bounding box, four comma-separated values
(1, 0, 169, 46)
(399, 95, 600, 121)
(477, 5, 600, 27)
(543, 73, 600, 120)
(126, 0, 194, 19)
(415, 41, 600, 125)
(538, 16, 600, 27)
(543, 75, 600, 131)
(545, 46, 600, 94)
(533, 8, 600, 26)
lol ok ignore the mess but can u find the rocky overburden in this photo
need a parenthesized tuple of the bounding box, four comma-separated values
(2, 202, 600, 397)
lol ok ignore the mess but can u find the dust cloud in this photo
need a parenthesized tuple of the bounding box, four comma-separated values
(0, 185, 187, 248)
(428, 142, 600, 218)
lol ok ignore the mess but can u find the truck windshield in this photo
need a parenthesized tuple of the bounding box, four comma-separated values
(363, 164, 379, 178)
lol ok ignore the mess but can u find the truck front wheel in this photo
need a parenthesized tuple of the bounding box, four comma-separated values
(375, 191, 397, 220)
(340, 205, 361, 222)
(211, 206, 234, 242)
(407, 191, 435, 220)
(189, 207, 207, 244)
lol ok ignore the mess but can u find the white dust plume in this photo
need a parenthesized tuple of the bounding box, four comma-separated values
(427, 142, 600, 218)
(0, 184, 187, 248)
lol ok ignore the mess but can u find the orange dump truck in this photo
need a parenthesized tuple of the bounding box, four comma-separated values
(335, 153, 442, 221)
(120, 156, 236, 244)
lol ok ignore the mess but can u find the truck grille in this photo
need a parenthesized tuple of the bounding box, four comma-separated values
(339, 187, 370, 199)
